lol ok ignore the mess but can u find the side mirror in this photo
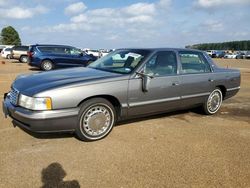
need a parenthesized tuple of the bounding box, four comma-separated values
(79, 52, 83, 56)
(136, 72, 154, 92)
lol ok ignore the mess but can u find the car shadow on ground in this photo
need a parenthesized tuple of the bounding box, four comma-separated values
(12, 108, 202, 140)
(10, 60, 22, 64)
(41, 162, 80, 188)
(116, 108, 202, 126)
(29, 67, 40, 71)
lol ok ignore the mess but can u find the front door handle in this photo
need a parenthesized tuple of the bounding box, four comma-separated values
(208, 79, 214, 82)
(172, 82, 179, 86)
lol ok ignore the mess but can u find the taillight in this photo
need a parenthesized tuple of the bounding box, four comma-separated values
(27, 51, 34, 57)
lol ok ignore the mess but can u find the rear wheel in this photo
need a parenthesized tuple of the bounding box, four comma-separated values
(76, 98, 116, 141)
(6, 54, 11, 59)
(41, 60, 54, 71)
(20, 55, 28, 63)
(203, 88, 223, 115)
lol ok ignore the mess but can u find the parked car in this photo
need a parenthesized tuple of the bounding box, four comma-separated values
(11, 45, 29, 63)
(99, 49, 112, 57)
(3, 48, 240, 141)
(224, 53, 237, 59)
(245, 51, 250, 59)
(215, 51, 226, 58)
(236, 52, 245, 59)
(28, 44, 97, 71)
(1, 47, 12, 59)
(85, 49, 101, 58)
(206, 50, 216, 58)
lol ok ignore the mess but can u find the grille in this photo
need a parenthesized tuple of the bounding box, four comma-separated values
(9, 87, 19, 106)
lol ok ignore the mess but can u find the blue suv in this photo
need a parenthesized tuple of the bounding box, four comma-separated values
(28, 44, 97, 71)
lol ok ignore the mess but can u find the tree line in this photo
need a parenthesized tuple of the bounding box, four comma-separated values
(186, 40, 250, 51)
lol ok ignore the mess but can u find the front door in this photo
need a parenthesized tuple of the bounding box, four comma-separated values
(69, 48, 87, 66)
(128, 51, 182, 116)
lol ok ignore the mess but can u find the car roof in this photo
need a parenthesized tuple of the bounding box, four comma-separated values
(14, 45, 29, 47)
(31, 44, 74, 48)
(117, 48, 204, 53)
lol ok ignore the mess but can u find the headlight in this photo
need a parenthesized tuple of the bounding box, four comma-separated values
(18, 94, 52, 110)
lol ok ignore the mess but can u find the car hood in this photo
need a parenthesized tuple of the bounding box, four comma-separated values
(12, 67, 125, 96)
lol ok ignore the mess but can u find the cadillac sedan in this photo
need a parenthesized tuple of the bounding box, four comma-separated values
(2, 48, 240, 141)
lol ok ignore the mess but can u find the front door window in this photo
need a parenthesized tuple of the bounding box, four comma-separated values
(144, 51, 177, 76)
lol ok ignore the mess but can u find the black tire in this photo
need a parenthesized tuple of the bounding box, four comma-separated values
(41, 60, 54, 71)
(20, 55, 28, 63)
(203, 88, 223, 115)
(86, 61, 93, 66)
(6, 54, 11, 59)
(76, 98, 116, 141)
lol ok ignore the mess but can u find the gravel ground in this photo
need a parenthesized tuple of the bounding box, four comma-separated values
(0, 57, 249, 188)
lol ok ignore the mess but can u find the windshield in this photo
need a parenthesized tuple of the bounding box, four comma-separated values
(88, 49, 151, 74)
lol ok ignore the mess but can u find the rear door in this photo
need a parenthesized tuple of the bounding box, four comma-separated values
(178, 51, 214, 106)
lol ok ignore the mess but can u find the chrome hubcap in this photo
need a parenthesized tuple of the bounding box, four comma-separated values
(43, 62, 52, 70)
(22, 57, 28, 63)
(207, 90, 222, 113)
(82, 105, 112, 136)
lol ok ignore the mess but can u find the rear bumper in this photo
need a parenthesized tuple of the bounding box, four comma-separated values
(28, 59, 40, 67)
(2, 95, 79, 133)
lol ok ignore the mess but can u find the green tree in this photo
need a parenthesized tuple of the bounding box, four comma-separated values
(1, 26, 21, 45)
(187, 40, 250, 51)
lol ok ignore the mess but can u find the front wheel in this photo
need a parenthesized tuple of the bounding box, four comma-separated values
(203, 88, 223, 115)
(76, 98, 116, 141)
(86, 61, 93, 66)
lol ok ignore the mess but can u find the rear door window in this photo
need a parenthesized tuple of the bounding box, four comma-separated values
(179, 51, 211, 74)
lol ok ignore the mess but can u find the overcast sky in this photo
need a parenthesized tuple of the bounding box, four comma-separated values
(0, 0, 249, 49)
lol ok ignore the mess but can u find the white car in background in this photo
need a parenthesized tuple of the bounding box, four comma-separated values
(1, 48, 12, 59)
(224, 53, 237, 59)
(100, 49, 113, 57)
(206, 50, 216, 58)
(85, 49, 101, 58)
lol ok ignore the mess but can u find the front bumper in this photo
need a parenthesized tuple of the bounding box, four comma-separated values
(2, 94, 79, 133)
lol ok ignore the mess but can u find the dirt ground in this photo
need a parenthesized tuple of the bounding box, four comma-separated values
(0, 57, 249, 188)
